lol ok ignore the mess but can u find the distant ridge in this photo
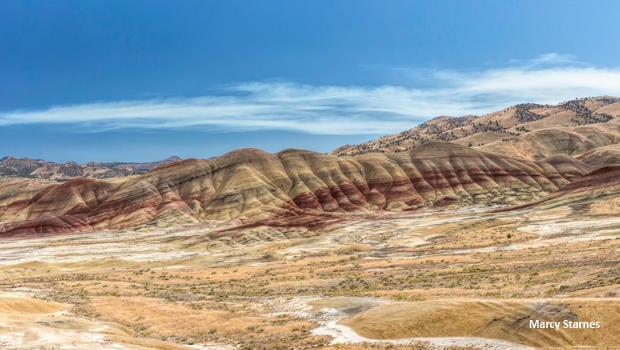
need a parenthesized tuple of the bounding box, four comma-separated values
(0, 156, 182, 180)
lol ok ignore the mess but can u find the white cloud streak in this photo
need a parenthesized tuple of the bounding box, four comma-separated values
(2, 54, 620, 135)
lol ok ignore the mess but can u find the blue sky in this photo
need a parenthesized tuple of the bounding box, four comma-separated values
(2, 0, 620, 162)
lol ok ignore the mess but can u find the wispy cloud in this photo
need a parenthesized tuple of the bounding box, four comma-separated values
(2, 54, 620, 135)
(507, 53, 582, 68)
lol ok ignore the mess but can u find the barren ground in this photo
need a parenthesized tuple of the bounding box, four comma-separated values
(0, 205, 618, 349)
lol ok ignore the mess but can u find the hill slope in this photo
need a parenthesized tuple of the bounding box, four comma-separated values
(0, 142, 591, 236)
(334, 97, 620, 162)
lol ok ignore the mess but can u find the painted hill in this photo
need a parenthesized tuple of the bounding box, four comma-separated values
(497, 164, 620, 217)
(0, 143, 592, 236)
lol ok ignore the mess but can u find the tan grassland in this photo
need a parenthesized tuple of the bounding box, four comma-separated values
(0, 201, 618, 349)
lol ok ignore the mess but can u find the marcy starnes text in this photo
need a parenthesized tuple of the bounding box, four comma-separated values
(529, 320, 601, 330)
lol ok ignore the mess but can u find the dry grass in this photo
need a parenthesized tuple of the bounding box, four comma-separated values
(342, 299, 620, 348)
(0, 204, 618, 349)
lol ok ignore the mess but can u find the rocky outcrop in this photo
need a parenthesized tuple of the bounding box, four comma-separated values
(0, 142, 592, 236)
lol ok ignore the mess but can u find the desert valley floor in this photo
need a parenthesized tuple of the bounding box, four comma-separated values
(1, 203, 618, 349)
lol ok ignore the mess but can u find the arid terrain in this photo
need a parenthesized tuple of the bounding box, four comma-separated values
(1, 202, 618, 349)
(1, 97, 619, 349)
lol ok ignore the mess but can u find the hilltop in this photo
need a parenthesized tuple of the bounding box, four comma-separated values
(333, 96, 620, 163)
